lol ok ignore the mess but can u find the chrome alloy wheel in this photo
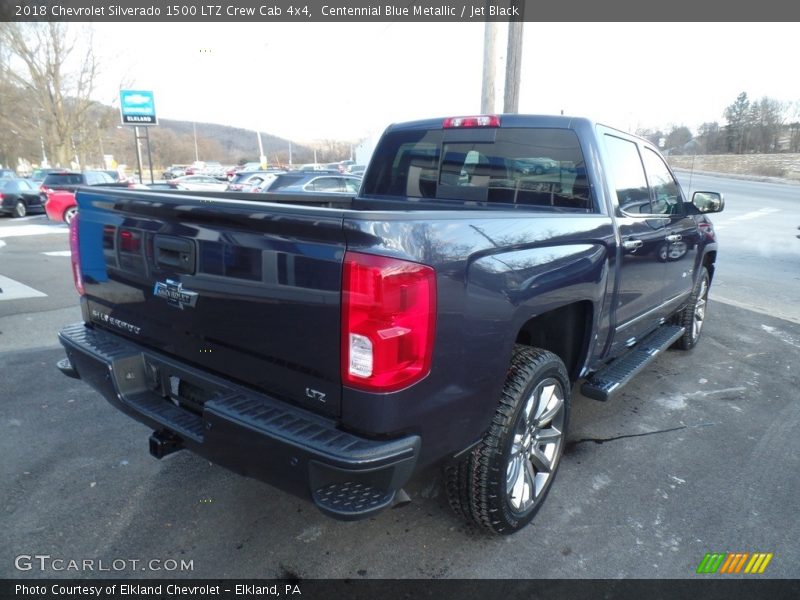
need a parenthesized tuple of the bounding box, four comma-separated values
(692, 277, 708, 342)
(505, 377, 566, 514)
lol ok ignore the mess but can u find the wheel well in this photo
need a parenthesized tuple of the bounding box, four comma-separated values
(515, 301, 592, 381)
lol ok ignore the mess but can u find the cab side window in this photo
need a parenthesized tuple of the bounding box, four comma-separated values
(642, 148, 683, 215)
(603, 134, 650, 215)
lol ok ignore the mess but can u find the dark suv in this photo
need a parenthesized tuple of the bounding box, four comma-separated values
(39, 170, 117, 203)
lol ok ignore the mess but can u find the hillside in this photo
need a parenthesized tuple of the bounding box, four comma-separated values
(157, 119, 315, 166)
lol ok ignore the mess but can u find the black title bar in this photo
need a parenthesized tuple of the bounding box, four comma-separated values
(2, 0, 800, 22)
(4, 579, 800, 600)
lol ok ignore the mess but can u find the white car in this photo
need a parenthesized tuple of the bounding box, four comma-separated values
(168, 175, 229, 192)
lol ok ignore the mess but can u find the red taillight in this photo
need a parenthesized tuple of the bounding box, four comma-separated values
(698, 221, 715, 240)
(342, 252, 436, 392)
(69, 214, 85, 296)
(443, 115, 500, 129)
(119, 229, 141, 253)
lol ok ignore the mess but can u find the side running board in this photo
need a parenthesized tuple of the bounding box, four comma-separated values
(581, 325, 685, 402)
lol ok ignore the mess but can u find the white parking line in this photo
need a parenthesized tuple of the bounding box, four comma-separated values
(0, 274, 47, 301)
(42, 251, 72, 257)
(729, 207, 780, 221)
(713, 207, 780, 231)
(0, 224, 68, 238)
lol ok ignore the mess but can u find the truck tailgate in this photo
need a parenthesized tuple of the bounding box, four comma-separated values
(76, 189, 346, 416)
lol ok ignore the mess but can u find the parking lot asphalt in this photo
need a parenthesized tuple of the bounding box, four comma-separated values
(1, 288, 798, 578)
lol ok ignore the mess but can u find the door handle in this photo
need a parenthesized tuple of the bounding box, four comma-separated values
(665, 234, 682, 243)
(622, 239, 643, 251)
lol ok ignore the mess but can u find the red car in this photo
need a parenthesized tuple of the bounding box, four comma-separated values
(44, 190, 77, 224)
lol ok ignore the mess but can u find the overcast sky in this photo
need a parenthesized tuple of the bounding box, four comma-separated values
(87, 22, 800, 143)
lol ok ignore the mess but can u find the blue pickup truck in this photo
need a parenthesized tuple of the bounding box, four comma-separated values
(57, 115, 723, 534)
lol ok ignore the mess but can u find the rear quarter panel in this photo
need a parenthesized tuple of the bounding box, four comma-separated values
(341, 211, 616, 466)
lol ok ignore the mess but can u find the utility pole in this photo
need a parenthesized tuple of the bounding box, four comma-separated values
(503, 10, 524, 114)
(481, 19, 496, 114)
(257, 131, 266, 168)
(193, 122, 199, 161)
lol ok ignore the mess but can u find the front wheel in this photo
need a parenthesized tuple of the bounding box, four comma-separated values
(673, 266, 710, 350)
(445, 346, 570, 534)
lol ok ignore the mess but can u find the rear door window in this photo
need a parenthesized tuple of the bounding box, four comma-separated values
(641, 148, 684, 215)
(362, 127, 594, 212)
(602, 135, 651, 215)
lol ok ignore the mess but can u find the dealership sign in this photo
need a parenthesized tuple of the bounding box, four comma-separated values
(119, 90, 157, 125)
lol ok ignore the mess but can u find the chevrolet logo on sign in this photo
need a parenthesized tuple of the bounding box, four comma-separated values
(153, 280, 198, 309)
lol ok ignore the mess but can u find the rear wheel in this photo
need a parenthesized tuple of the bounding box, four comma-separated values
(63, 206, 77, 225)
(673, 267, 710, 350)
(13, 200, 27, 218)
(444, 346, 570, 534)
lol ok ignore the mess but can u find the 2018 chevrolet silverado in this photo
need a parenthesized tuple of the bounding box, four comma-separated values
(57, 115, 723, 534)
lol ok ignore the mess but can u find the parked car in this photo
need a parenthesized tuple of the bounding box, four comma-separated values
(347, 164, 367, 176)
(0, 168, 18, 179)
(162, 165, 188, 180)
(0, 178, 43, 217)
(41, 172, 143, 223)
(167, 175, 230, 192)
(39, 170, 117, 203)
(204, 162, 227, 180)
(104, 170, 129, 184)
(28, 168, 60, 183)
(44, 190, 79, 224)
(265, 172, 361, 194)
(511, 157, 559, 175)
(226, 170, 284, 192)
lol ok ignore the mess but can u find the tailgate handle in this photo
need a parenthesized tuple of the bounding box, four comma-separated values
(154, 235, 196, 274)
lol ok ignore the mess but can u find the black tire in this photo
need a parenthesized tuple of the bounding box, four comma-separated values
(673, 266, 710, 350)
(63, 206, 77, 225)
(443, 455, 475, 523)
(13, 200, 27, 218)
(445, 345, 570, 535)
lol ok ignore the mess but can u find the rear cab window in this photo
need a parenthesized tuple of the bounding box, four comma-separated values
(44, 173, 84, 186)
(361, 127, 595, 212)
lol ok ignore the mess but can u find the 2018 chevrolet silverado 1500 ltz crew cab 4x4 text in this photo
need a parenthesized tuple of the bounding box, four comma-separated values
(56, 115, 723, 534)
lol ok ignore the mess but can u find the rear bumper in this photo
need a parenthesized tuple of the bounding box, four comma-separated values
(58, 322, 420, 520)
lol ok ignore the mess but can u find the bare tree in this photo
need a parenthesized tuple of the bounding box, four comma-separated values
(748, 97, 785, 153)
(665, 125, 693, 152)
(696, 122, 725, 154)
(0, 23, 99, 167)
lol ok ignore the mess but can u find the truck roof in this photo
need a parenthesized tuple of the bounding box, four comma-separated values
(383, 114, 597, 133)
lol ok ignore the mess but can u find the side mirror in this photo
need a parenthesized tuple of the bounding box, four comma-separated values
(692, 191, 724, 213)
